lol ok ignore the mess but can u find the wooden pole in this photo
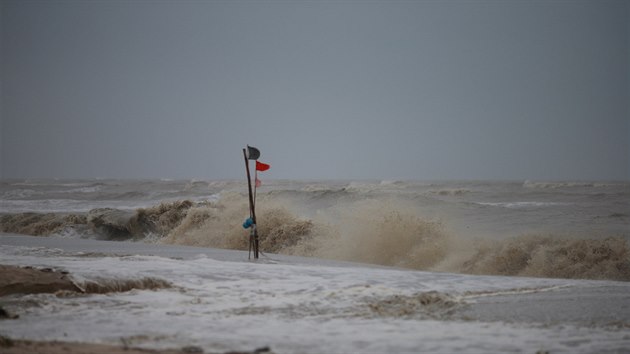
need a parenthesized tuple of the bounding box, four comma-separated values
(243, 148, 259, 259)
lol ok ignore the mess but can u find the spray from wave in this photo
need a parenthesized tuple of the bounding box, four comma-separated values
(293, 199, 450, 270)
(461, 234, 630, 280)
(160, 195, 448, 270)
(163, 193, 314, 253)
(157, 195, 630, 281)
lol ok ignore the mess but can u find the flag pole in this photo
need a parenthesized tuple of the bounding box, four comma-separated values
(242, 148, 259, 259)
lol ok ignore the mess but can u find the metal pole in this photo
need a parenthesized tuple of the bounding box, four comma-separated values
(243, 148, 259, 259)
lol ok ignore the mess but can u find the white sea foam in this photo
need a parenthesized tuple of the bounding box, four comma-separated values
(0, 238, 629, 353)
(523, 180, 628, 189)
(2, 189, 39, 199)
(61, 186, 103, 194)
(475, 201, 570, 209)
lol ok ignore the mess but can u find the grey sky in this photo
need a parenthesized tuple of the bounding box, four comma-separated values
(1, 0, 628, 180)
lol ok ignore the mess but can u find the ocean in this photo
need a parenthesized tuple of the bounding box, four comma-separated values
(1, 179, 629, 352)
(1, 179, 628, 280)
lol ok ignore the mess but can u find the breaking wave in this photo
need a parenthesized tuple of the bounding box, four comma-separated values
(0, 200, 194, 240)
(430, 189, 471, 196)
(0, 213, 87, 236)
(3, 194, 629, 282)
(461, 235, 630, 281)
(365, 291, 461, 319)
(85, 200, 194, 240)
(159, 196, 630, 281)
(163, 193, 314, 253)
(73, 277, 172, 294)
(160, 196, 449, 270)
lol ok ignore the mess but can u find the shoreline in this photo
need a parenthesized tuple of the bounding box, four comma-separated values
(0, 262, 271, 354)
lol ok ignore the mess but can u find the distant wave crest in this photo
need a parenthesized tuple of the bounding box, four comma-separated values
(430, 189, 471, 196)
(523, 180, 627, 189)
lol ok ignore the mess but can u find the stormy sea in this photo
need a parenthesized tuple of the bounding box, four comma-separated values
(1, 179, 629, 353)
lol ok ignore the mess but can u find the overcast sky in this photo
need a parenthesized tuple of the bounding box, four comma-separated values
(1, 0, 628, 180)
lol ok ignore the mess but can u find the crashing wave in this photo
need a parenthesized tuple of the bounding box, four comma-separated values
(73, 277, 172, 294)
(0, 213, 87, 236)
(460, 235, 630, 281)
(87, 200, 194, 240)
(4, 194, 629, 282)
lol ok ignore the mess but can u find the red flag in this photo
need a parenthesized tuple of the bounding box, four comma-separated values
(255, 177, 262, 188)
(255, 161, 270, 171)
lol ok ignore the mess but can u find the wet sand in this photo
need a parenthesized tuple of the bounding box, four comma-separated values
(0, 265, 80, 296)
(0, 338, 210, 354)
